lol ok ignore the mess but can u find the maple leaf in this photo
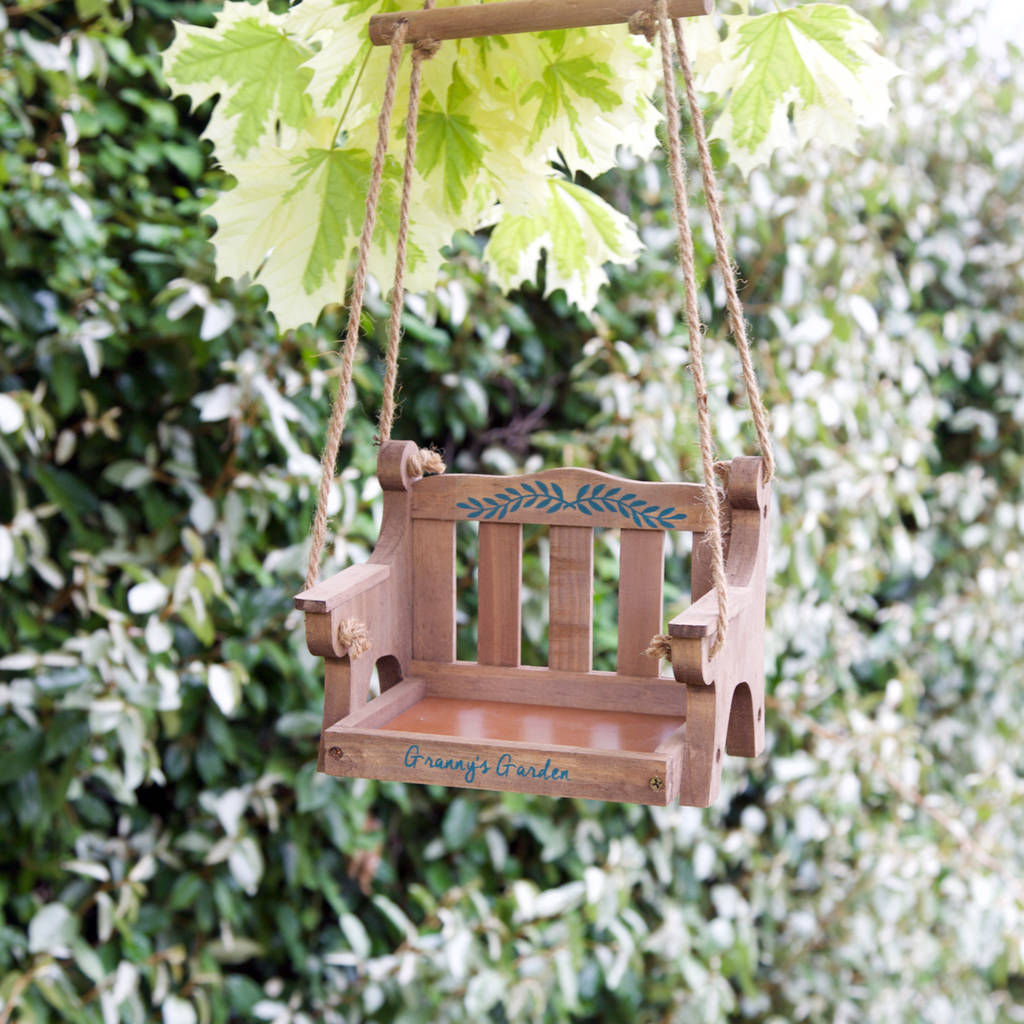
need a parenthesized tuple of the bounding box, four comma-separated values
(485, 179, 642, 310)
(163, 0, 313, 159)
(701, 4, 901, 174)
(416, 67, 486, 213)
(161, 0, 901, 329)
(522, 49, 620, 155)
(206, 140, 403, 330)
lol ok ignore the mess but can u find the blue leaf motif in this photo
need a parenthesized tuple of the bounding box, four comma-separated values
(459, 480, 688, 528)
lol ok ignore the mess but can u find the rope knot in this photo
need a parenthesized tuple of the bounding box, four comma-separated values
(628, 8, 658, 42)
(409, 446, 445, 477)
(413, 36, 441, 59)
(337, 618, 371, 659)
(644, 634, 673, 662)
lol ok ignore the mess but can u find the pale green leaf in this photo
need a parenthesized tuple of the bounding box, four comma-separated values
(162, 997, 198, 1024)
(522, 51, 618, 153)
(28, 903, 77, 954)
(702, 4, 901, 174)
(285, 146, 396, 294)
(0, 393, 24, 434)
(205, 130, 453, 330)
(293, 0, 371, 115)
(485, 178, 642, 310)
(163, 0, 313, 158)
(205, 139, 385, 329)
(416, 68, 486, 213)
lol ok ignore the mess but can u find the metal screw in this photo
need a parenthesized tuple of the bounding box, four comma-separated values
(328, 746, 344, 761)
(649, 776, 664, 791)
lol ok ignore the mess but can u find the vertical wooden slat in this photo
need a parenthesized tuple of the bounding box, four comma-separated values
(478, 522, 522, 666)
(617, 529, 665, 677)
(412, 518, 456, 662)
(549, 526, 593, 672)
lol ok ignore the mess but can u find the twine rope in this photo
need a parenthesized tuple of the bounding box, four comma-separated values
(379, 1, 438, 444)
(305, 23, 408, 592)
(672, 19, 774, 482)
(655, 0, 729, 658)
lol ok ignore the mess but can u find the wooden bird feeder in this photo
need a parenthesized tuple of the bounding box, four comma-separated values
(295, 0, 772, 807)
(295, 442, 769, 807)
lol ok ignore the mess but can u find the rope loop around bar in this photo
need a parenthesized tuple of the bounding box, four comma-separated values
(627, 8, 657, 41)
(413, 35, 441, 58)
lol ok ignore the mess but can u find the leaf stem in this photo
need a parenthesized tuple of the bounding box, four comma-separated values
(332, 45, 374, 149)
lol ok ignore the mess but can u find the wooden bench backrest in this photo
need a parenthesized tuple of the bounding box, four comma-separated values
(409, 468, 709, 675)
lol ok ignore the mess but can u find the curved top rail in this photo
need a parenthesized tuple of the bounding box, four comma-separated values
(411, 467, 711, 531)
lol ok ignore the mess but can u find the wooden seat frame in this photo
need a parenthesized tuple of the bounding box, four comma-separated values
(295, 441, 769, 806)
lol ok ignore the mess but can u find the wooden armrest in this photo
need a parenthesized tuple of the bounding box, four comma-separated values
(667, 585, 754, 642)
(294, 563, 390, 613)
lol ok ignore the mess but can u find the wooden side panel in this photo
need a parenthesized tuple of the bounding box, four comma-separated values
(549, 526, 593, 673)
(412, 518, 456, 662)
(411, 470, 706, 531)
(617, 529, 665, 677)
(477, 522, 522, 667)
(668, 456, 771, 807)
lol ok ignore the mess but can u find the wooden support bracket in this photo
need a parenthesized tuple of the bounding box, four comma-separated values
(369, 0, 713, 46)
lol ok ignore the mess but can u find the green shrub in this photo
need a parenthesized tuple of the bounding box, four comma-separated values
(1, 0, 1022, 1021)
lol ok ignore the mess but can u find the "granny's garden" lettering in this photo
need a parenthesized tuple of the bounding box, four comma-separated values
(403, 745, 570, 784)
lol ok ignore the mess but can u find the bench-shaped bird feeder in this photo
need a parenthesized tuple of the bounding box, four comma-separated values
(295, 441, 769, 807)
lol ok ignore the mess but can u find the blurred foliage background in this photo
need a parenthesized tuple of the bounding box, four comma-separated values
(1, 0, 1023, 1021)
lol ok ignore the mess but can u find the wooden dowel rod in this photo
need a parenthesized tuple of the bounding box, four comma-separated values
(369, 0, 713, 46)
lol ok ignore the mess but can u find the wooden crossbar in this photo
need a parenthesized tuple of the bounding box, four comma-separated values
(369, 0, 713, 45)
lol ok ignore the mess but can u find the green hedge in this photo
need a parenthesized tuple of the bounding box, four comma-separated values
(1, 1, 1023, 1021)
